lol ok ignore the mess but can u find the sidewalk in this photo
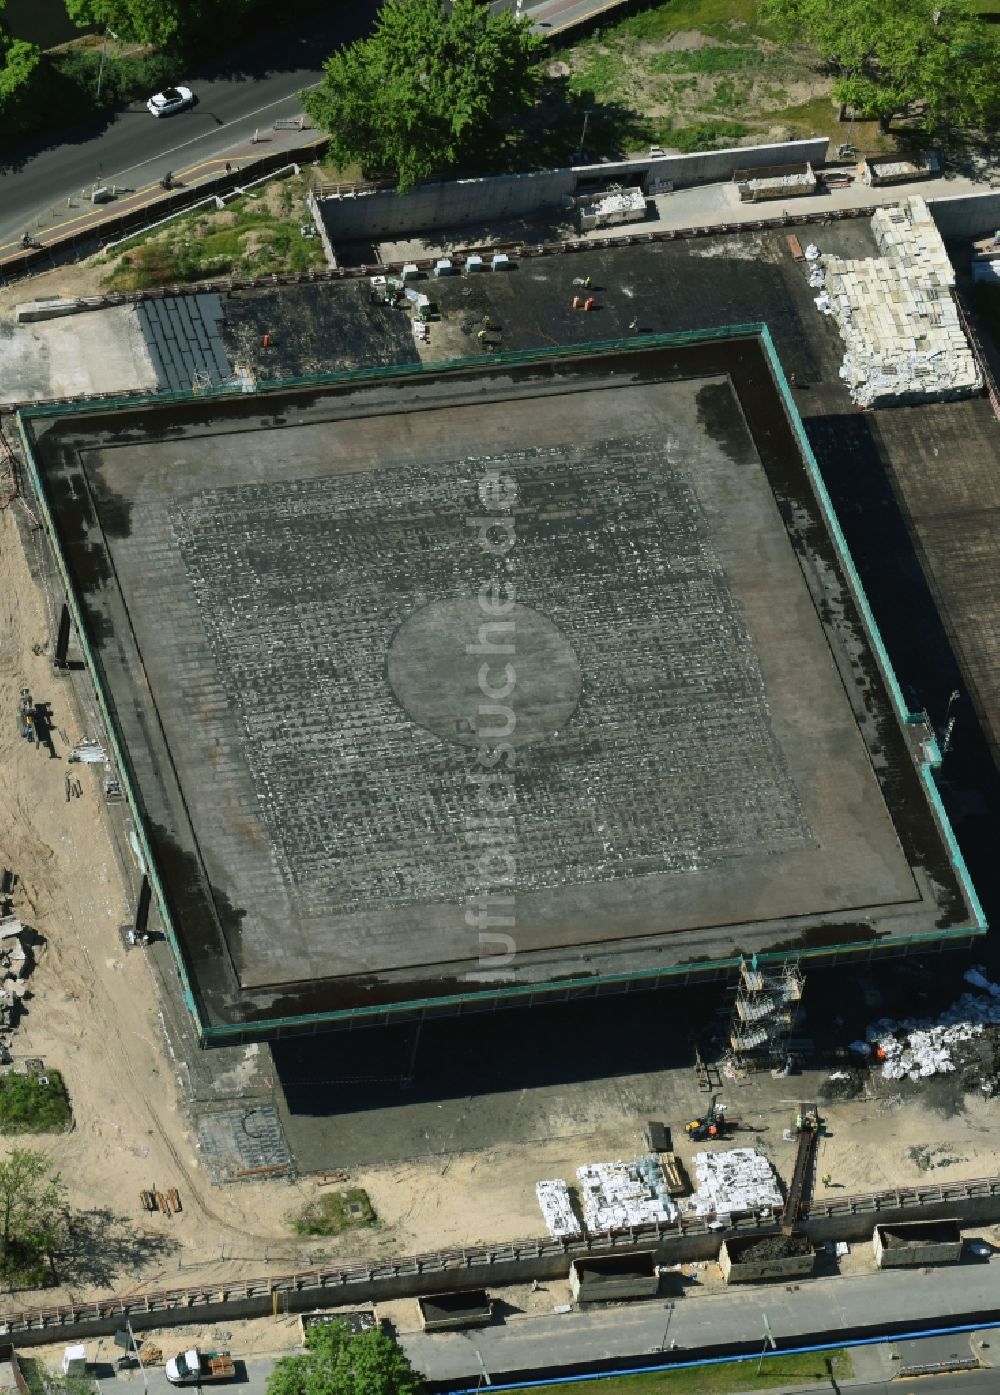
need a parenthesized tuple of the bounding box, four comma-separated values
(0, 123, 325, 269)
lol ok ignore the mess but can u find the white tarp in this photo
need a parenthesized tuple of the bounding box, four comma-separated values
(853, 967, 1000, 1080)
(536, 1178, 581, 1239)
(686, 1147, 783, 1220)
(576, 1157, 677, 1234)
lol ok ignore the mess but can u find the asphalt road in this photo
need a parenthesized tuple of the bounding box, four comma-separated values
(0, 6, 380, 248)
(400, 1260, 1000, 1383)
(96, 1354, 275, 1395)
(88, 1317, 1000, 1395)
(0, 0, 630, 250)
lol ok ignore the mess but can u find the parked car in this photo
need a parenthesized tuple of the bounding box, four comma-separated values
(147, 86, 194, 117)
(165, 1350, 235, 1385)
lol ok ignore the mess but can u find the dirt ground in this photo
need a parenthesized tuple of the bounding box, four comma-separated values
(0, 508, 330, 1303)
(0, 265, 105, 322)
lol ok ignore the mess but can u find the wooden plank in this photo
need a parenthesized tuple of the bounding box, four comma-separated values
(787, 234, 805, 261)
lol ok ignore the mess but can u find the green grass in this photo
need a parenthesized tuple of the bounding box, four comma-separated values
(101, 176, 327, 291)
(605, 0, 760, 42)
(569, 46, 635, 102)
(294, 1188, 376, 1237)
(563, 0, 829, 153)
(650, 47, 767, 74)
(763, 94, 840, 137)
(529, 1349, 853, 1394)
(653, 118, 751, 150)
(20, 1358, 92, 1395)
(0, 1072, 71, 1134)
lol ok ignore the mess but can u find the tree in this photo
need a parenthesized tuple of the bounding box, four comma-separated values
(267, 1321, 423, 1395)
(0, 0, 41, 123)
(0, 34, 41, 107)
(760, 0, 1000, 130)
(0, 1149, 66, 1278)
(301, 0, 546, 192)
(62, 0, 185, 48)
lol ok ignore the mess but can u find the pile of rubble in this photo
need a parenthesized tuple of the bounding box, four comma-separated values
(812, 196, 981, 408)
(850, 967, 1000, 1081)
(576, 1156, 677, 1234)
(686, 1147, 783, 1221)
(536, 1178, 581, 1240)
(0, 916, 31, 1051)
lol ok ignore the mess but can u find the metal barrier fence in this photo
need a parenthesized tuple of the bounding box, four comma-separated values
(0, 140, 329, 280)
(953, 289, 1000, 424)
(3, 1172, 1000, 1340)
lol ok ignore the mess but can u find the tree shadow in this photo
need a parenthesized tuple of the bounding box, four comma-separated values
(55, 1206, 179, 1288)
(483, 77, 654, 175)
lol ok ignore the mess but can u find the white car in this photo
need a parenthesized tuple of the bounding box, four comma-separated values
(147, 86, 194, 117)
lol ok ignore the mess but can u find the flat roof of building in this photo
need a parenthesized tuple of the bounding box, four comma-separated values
(19, 325, 981, 1040)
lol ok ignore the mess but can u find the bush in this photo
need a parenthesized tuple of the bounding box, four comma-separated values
(0, 1071, 71, 1134)
(294, 1189, 376, 1237)
(671, 120, 750, 151)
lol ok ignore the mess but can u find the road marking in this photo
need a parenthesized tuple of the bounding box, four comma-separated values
(107, 82, 322, 185)
(0, 143, 307, 258)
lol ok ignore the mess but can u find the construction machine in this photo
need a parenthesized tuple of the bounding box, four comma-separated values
(781, 1102, 821, 1233)
(683, 1095, 735, 1143)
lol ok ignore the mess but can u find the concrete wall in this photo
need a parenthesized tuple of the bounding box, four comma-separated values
(719, 1244, 815, 1284)
(570, 1253, 660, 1301)
(873, 1219, 963, 1268)
(316, 140, 830, 243)
(418, 1291, 492, 1331)
(7, 1184, 1000, 1347)
(930, 191, 1000, 240)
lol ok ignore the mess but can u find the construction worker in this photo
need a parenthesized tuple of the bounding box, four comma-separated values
(584, 296, 595, 312)
(821, 1172, 832, 1187)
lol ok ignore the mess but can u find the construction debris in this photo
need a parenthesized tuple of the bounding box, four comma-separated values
(851, 967, 1000, 1080)
(814, 197, 981, 408)
(686, 1148, 784, 1221)
(578, 185, 646, 231)
(735, 163, 817, 203)
(576, 1156, 677, 1234)
(536, 1178, 581, 1239)
(69, 739, 106, 764)
(860, 152, 939, 187)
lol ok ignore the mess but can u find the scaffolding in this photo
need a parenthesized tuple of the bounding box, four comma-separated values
(729, 955, 804, 1066)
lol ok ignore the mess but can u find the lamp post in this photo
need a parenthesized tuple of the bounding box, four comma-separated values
(658, 1301, 675, 1352)
(756, 1312, 777, 1377)
(96, 27, 118, 101)
(126, 1317, 148, 1394)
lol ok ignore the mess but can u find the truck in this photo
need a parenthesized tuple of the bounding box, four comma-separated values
(165, 1350, 235, 1385)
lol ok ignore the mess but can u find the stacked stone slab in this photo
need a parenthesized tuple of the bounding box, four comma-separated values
(687, 1147, 784, 1220)
(818, 196, 981, 408)
(576, 1157, 678, 1234)
(536, 1178, 581, 1239)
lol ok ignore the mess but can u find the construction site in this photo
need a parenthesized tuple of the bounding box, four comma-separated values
(3, 162, 1000, 1370)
